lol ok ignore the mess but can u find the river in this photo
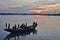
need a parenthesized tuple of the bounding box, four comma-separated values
(0, 15, 60, 40)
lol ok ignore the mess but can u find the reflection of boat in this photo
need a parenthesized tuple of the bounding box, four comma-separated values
(3, 30, 37, 40)
(4, 22, 37, 33)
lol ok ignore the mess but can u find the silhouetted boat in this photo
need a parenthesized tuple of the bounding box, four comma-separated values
(4, 22, 37, 33)
(3, 30, 37, 40)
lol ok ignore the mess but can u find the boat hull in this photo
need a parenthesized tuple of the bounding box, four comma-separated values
(4, 28, 35, 33)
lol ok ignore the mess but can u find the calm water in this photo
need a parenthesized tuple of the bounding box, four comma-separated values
(0, 15, 60, 40)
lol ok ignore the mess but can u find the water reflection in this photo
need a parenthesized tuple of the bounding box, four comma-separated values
(3, 30, 37, 40)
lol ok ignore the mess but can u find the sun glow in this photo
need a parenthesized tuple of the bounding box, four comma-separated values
(29, 3, 60, 13)
(29, 9, 48, 13)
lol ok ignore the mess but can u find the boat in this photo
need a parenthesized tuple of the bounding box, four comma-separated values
(4, 22, 37, 33)
(3, 30, 37, 40)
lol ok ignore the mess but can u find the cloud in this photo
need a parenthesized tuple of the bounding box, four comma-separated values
(28, 3, 60, 13)
(10, 0, 38, 3)
(8, 4, 24, 9)
(0, 0, 60, 13)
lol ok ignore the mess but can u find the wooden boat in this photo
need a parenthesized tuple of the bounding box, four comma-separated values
(3, 30, 37, 40)
(4, 22, 37, 33)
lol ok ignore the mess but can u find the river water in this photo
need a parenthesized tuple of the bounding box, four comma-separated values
(0, 15, 60, 40)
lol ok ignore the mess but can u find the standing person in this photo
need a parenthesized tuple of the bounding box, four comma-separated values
(5, 23, 7, 29)
(15, 24, 16, 29)
(8, 23, 10, 29)
(18, 24, 20, 28)
(26, 22, 27, 26)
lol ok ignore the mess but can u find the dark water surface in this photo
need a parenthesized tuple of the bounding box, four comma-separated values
(0, 15, 60, 40)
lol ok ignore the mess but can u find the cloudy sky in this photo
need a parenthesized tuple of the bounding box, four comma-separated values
(0, 0, 60, 13)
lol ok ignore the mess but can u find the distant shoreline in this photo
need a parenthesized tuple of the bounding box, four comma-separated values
(0, 13, 60, 16)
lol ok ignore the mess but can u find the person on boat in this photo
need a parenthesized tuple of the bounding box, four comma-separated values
(33, 22, 37, 26)
(12, 26, 15, 29)
(26, 22, 27, 26)
(20, 23, 26, 28)
(18, 24, 20, 28)
(5, 23, 7, 29)
(24, 23, 27, 27)
(8, 23, 10, 29)
(12, 24, 16, 29)
(20, 24, 24, 28)
(14, 24, 16, 29)
(20, 23, 28, 29)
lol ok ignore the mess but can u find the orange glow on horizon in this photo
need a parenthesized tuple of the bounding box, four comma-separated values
(28, 3, 60, 13)
(29, 9, 49, 13)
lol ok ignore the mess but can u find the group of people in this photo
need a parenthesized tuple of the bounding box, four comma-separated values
(5, 23, 10, 29)
(5, 23, 27, 29)
(5, 22, 37, 29)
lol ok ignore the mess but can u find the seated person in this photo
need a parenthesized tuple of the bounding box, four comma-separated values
(20, 24, 27, 29)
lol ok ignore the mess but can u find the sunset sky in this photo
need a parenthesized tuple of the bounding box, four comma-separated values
(0, 0, 60, 13)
